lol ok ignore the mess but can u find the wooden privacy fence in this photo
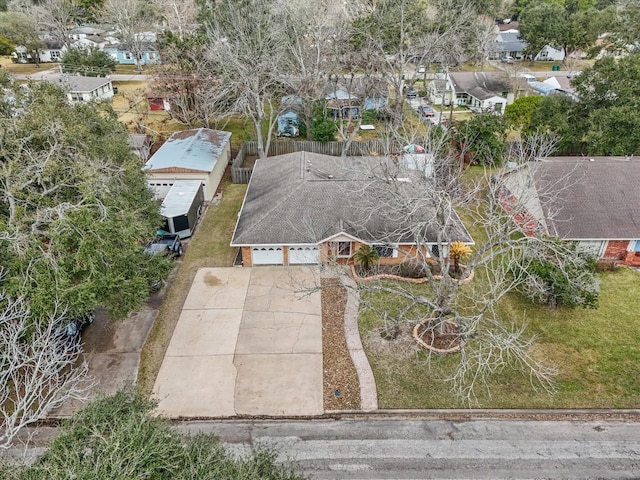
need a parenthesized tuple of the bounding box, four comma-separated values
(231, 140, 387, 184)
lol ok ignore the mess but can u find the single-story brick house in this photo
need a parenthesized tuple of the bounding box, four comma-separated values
(496, 156, 640, 266)
(144, 128, 231, 201)
(231, 152, 473, 266)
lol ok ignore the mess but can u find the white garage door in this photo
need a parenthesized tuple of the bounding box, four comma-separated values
(289, 246, 320, 264)
(252, 247, 284, 265)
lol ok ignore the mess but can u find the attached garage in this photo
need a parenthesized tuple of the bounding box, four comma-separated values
(288, 246, 320, 264)
(251, 246, 284, 265)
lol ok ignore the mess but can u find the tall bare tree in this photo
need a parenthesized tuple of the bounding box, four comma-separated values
(99, 0, 159, 72)
(469, 15, 499, 70)
(326, 130, 591, 402)
(277, 0, 352, 140)
(151, 0, 198, 39)
(202, 0, 289, 159)
(348, 0, 475, 123)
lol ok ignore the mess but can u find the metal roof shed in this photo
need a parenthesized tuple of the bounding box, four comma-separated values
(160, 180, 205, 239)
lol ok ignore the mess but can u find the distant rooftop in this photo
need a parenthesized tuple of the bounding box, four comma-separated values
(47, 74, 111, 92)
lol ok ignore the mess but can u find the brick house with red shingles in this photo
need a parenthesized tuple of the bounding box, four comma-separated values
(496, 156, 640, 266)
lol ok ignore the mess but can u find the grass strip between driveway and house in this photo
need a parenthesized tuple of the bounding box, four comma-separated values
(137, 179, 247, 395)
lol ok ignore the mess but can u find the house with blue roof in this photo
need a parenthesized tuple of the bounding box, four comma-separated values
(144, 128, 232, 201)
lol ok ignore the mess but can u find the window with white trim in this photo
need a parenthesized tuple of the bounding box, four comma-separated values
(329, 241, 351, 258)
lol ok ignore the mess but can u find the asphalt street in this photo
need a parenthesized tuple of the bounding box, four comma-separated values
(179, 418, 640, 479)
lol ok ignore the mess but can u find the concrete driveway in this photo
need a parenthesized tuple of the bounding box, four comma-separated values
(153, 267, 323, 417)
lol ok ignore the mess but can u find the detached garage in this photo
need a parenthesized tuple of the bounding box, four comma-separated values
(145, 128, 231, 201)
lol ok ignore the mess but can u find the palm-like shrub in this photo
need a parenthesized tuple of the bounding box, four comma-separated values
(353, 245, 380, 273)
(449, 241, 472, 275)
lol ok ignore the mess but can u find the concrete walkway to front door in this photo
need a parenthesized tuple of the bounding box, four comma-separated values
(153, 267, 323, 417)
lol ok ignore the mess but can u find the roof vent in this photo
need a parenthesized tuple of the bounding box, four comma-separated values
(328, 174, 334, 179)
(589, 158, 595, 162)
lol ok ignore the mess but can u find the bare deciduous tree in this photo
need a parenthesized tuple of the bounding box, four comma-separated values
(151, 0, 198, 39)
(100, 0, 159, 72)
(323, 131, 588, 403)
(277, 0, 352, 140)
(469, 15, 499, 70)
(347, 0, 476, 123)
(0, 296, 93, 449)
(202, 0, 289, 159)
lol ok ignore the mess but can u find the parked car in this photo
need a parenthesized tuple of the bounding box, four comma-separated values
(59, 313, 94, 351)
(501, 56, 514, 64)
(417, 104, 435, 117)
(144, 232, 183, 257)
(406, 88, 417, 98)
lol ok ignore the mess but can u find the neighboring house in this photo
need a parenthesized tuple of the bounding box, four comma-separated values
(426, 77, 455, 106)
(535, 44, 565, 62)
(144, 128, 232, 201)
(543, 75, 579, 101)
(39, 38, 67, 62)
(493, 31, 527, 60)
(128, 133, 152, 161)
(47, 74, 114, 103)
(325, 88, 361, 119)
(105, 44, 160, 66)
(104, 32, 160, 66)
(231, 152, 473, 266)
(496, 157, 640, 266)
(12, 41, 67, 64)
(323, 78, 388, 120)
(493, 28, 565, 62)
(277, 111, 300, 137)
(67, 25, 116, 40)
(446, 72, 513, 114)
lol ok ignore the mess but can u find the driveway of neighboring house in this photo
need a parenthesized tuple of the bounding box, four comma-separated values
(50, 297, 162, 418)
(152, 267, 323, 417)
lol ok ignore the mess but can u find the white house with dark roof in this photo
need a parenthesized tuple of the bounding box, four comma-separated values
(428, 71, 513, 113)
(48, 74, 114, 103)
(144, 128, 232, 201)
(497, 156, 640, 266)
(231, 152, 473, 266)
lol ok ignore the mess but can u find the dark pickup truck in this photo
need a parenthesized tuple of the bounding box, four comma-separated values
(144, 233, 183, 257)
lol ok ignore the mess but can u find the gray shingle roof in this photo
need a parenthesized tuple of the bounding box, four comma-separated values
(48, 74, 111, 93)
(144, 128, 231, 173)
(450, 72, 511, 97)
(503, 157, 640, 240)
(231, 152, 472, 246)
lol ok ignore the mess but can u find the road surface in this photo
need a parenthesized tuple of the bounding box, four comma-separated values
(178, 417, 640, 479)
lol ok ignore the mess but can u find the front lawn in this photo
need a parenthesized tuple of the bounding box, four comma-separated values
(360, 266, 640, 409)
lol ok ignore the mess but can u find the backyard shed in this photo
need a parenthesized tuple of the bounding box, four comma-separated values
(160, 180, 204, 239)
(145, 128, 232, 200)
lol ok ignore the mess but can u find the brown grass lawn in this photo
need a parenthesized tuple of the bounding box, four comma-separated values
(137, 179, 247, 395)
